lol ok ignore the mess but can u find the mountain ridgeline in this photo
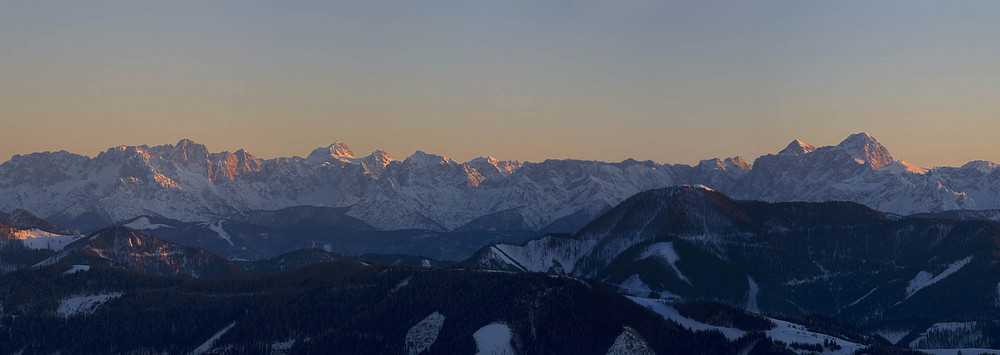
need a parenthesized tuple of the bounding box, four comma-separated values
(2, 132, 998, 235)
(467, 185, 1000, 347)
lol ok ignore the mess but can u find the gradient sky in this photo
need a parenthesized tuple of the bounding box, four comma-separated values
(1, 1, 999, 167)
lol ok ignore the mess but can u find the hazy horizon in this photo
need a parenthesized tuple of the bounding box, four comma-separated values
(3, 1, 999, 167)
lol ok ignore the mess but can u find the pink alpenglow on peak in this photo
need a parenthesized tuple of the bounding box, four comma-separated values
(836, 132, 894, 170)
(778, 140, 816, 157)
(306, 141, 356, 165)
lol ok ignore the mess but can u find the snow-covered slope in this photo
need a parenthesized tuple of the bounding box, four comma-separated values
(2, 133, 998, 232)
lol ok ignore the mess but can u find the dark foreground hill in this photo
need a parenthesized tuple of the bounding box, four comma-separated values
(0, 262, 744, 354)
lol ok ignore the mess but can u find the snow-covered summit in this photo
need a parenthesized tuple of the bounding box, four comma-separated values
(834, 132, 894, 170)
(307, 141, 356, 165)
(778, 139, 816, 157)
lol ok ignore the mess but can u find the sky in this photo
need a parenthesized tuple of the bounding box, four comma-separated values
(1, 1, 999, 167)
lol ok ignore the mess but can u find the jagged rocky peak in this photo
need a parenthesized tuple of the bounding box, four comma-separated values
(836, 132, 894, 170)
(209, 148, 263, 181)
(724, 156, 750, 170)
(307, 141, 356, 165)
(360, 149, 395, 178)
(697, 156, 750, 172)
(467, 156, 522, 176)
(168, 139, 211, 165)
(778, 139, 816, 157)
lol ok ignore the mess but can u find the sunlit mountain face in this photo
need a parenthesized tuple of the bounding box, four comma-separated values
(2, 132, 1000, 353)
(0, 132, 996, 238)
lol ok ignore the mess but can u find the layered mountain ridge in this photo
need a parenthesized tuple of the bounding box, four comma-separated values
(1, 132, 995, 233)
(467, 185, 1000, 346)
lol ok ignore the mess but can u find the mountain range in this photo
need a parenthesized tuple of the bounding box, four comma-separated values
(2, 132, 997, 235)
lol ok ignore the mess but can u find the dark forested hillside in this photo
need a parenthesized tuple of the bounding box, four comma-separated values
(0, 262, 744, 354)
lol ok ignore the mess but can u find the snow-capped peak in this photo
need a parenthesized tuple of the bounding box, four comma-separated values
(360, 149, 395, 179)
(881, 160, 928, 175)
(835, 132, 894, 170)
(961, 160, 998, 174)
(306, 141, 356, 165)
(404, 151, 454, 166)
(697, 157, 750, 172)
(467, 156, 521, 176)
(778, 139, 816, 157)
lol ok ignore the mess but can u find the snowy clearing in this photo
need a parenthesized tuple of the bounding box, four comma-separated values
(122, 217, 174, 230)
(206, 221, 235, 246)
(57, 293, 122, 318)
(474, 323, 514, 355)
(393, 276, 411, 292)
(192, 322, 236, 355)
(405, 312, 445, 355)
(906, 256, 973, 299)
(746, 277, 760, 313)
(64, 265, 91, 275)
(13, 229, 82, 251)
(628, 297, 745, 340)
(619, 274, 653, 297)
(640, 242, 690, 283)
(765, 318, 864, 355)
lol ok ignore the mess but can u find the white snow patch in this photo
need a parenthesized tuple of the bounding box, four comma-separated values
(606, 326, 654, 355)
(640, 242, 690, 284)
(618, 274, 653, 297)
(56, 292, 122, 317)
(906, 256, 973, 299)
(405, 312, 445, 355)
(421, 259, 432, 268)
(627, 297, 746, 341)
(474, 323, 514, 355)
(192, 322, 236, 355)
(765, 318, 864, 355)
(64, 265, 91, 275)
(206, 221, 235, 247)
(746, 277, 760, 313)
(122, 217, 174, 230)
(394, 276, 411, 292)
(13, 229, 82, 251)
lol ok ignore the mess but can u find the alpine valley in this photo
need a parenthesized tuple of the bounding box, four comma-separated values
(2, 133, 1000, 354)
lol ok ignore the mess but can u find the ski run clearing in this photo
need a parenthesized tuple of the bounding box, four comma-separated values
(640, 242, 690, 284)
(628, 296, 864, 354)
(405, 312, 445, 355)
(56, 293, 122, 318)
(122, 217, 174, 230)
(63, 265, 91, 275)
(906, 256, 973, 299)
(191, 322, 236, 355)
(474, 323, 514, 355)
